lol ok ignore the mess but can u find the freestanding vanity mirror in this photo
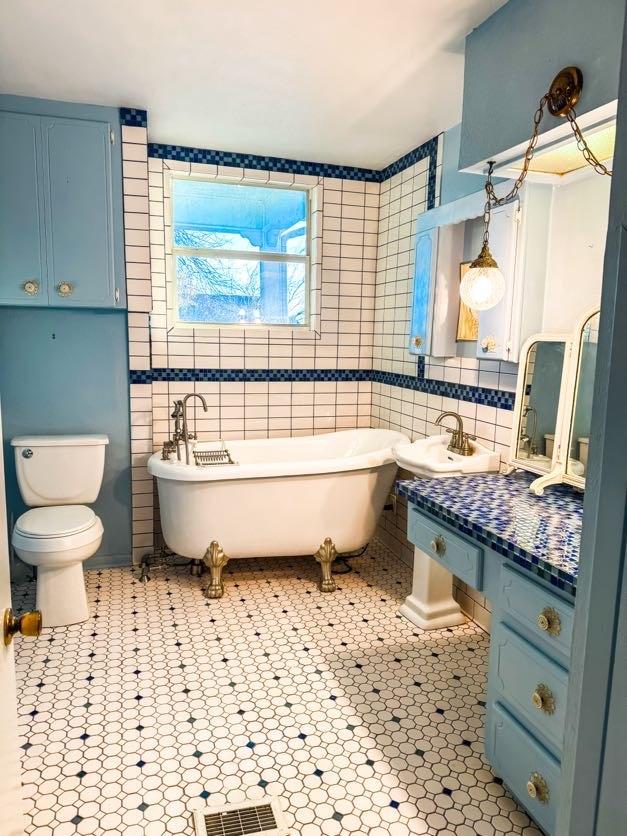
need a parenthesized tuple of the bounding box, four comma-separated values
(514, 338, 568, 471)
(564, 309, 600, 487)
(507, 308, 601, 494)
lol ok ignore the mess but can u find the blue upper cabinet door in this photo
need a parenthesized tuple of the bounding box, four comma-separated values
(409, 228, 437, 355)
(0, 112, 48, 306)
(42, 116, 116, 308)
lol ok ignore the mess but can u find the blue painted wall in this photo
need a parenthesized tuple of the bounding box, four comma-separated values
(0, 307, 132, 566)
(460, 0, 625, 168)
(440, 124, 487, 205)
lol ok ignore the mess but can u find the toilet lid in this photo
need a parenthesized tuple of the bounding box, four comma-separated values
(15, 505, 97, 538)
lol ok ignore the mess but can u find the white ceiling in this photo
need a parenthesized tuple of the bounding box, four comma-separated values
(0, 0, 506, 170)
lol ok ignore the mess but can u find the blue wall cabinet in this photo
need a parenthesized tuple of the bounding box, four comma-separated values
(0, 112, 47, 306)
(0, 98, 125, 309)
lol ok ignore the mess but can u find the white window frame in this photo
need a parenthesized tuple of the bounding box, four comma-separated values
(167, 173, 312, 331)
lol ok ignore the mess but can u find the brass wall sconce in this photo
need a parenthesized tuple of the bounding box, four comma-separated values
(460, 66, 613, 312)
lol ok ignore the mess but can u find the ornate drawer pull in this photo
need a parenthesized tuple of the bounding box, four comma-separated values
(22, 279, 39, 296)
(532, 683, 556, 715)
(430, 534, 446, 556)
(56, 281, 74, 297)
(527, 771, 550, 804)
(413, 335, 423, 348)
(537, 606, 561, 636)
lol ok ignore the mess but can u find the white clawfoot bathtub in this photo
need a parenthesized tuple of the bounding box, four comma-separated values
(148, 428, 408, 596)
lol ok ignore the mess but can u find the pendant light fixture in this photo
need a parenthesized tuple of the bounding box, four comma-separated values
(460, 66, 613, 312)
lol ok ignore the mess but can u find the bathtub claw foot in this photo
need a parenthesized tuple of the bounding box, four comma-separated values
(202, 541, 230, 599)
(315, 537, 338, 593)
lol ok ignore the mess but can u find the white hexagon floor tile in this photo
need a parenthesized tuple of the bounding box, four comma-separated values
(12, 541, 544, 835)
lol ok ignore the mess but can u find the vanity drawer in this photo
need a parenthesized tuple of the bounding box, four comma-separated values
(492, 621, 568, 754)
(499, 565, 574, 660)
(408, 508, 483, 588)
(488, 703, 561, 836)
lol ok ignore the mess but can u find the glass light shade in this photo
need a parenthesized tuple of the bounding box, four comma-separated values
(460, 264, 506, 311)
(460, 242, 506, 311)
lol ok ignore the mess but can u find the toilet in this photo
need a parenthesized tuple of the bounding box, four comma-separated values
(10, 434, 109, 627)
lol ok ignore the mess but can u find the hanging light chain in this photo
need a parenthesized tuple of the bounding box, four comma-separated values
(565, 108, 613, 176)
(482, 81, 612, 217)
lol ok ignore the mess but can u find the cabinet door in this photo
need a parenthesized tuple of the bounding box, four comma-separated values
(477, 201, 520, 361)
(409, 228, 437, 355)
(42, 116, 116, 307)
(0, 112, 48, 306)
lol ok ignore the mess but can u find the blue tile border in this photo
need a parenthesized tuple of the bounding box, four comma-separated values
(147, 135, 439, 204)
(120, 108, 148, 128)
(148, 143, 381, 183)
(129, 365, 514, 409)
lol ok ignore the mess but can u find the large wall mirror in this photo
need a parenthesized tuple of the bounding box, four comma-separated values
(507, 307, 600, 494)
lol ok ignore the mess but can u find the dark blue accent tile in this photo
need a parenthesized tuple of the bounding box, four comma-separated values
(129, 365, 514, 410)
(147, 143, 381, 182)
(147, 133, 439, 194)
(120, 108, 148, 128)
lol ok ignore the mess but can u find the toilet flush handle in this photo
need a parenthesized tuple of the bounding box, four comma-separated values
(22, 448, 33, 459)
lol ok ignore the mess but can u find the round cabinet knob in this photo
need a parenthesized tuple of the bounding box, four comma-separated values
(429, 534, 446, 556)
(3, 608, 42, 646)
(526, 772, 550, 804)
(56, 281, 74, 297)
(22, 279, 39, 296)
(537, 606, 561, 636)
(413, 336, 423, 348)
(531, 683, 556, 715)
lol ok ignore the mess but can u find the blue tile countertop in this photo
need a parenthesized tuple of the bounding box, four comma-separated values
(397, 471, 583, 596)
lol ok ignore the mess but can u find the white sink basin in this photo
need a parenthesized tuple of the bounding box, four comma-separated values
(393, 434, 501, 478)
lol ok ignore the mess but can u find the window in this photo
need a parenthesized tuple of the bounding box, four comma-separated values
(171, 177, 309, 327)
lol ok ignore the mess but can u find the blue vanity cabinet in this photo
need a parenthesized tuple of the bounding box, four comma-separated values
(405, 504, 574, 835)
(0, 98, 125, 309)
(0, 112, 48, 306)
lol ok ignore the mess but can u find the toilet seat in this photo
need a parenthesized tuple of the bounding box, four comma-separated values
(13, 505, 103, 553)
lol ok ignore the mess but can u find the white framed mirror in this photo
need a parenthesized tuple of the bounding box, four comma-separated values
(506, 307, 600, 494)
(563, 308, 600, 489)
(507, 334, 573, 484)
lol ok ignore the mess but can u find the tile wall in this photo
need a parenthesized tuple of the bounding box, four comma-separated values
(121, 108, 519, 628)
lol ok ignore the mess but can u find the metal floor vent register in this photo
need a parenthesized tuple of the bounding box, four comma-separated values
(192, 798, 290, 836)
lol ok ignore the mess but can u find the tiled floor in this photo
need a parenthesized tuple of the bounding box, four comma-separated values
(12, 542, 542, 836)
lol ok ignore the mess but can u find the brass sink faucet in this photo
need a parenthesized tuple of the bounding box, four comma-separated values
(435, 411, 476, 457)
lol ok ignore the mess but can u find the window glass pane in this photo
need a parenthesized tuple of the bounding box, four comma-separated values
(172, 179, 307, 256)
(175, 255, 306, 326)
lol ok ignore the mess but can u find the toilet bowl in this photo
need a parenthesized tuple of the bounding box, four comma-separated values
(10, 433, 109, 629)
(12, 505, 103, 627)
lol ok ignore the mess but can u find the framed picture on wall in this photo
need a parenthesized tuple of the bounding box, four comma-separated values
(457, 261, 479, 341)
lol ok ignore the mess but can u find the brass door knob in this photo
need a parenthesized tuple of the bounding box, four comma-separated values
(537, 606, 561, 636)
(526, 771, 550, 804)
(56, 281, 74, 297)
(3, 608, 42, 646)
(430, 534, 446, 556)
(22, 279, 39, 296)
(531, 683, 556, 715)
(413, 335, 423, 348)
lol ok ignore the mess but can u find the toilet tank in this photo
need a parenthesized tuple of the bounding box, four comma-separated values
(11, 434, 109, 506)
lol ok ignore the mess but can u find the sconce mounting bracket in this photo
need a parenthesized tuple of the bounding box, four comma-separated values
(547, 66, 583, 117)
